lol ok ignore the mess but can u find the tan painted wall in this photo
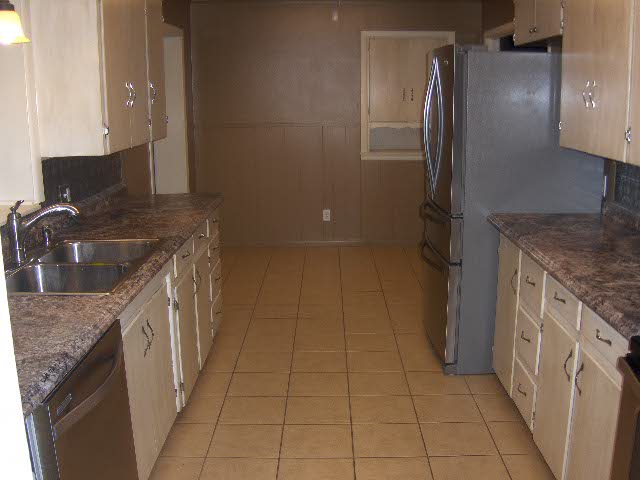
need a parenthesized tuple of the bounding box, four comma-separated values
(191, 0, 483, 245)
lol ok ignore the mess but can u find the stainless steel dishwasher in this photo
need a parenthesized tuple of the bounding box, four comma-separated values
(26, 321, 139, 480)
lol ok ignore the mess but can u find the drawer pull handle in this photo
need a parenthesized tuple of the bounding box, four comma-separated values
(563, 349, 573, 382)
(215, 276, 221, 281)
(520, 331, 532, 343)
(575, 362, 584, 396)
(215, 310, 222, 315)
(517, 384, 527, 397)
(553, 292, 566, 304)
(199, 233, 206, 239)
(510, 269, 518, 294)
(181, 251, 191, 259)
(595, 329, 612, 346)
(525, 276, 536, 287)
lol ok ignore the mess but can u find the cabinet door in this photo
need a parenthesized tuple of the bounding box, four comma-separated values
(129, 0, 151, 147)
(565, 342, 622, 480)
(123, 310, 156, 480)
(533, 0, 563, 41)
(195, 251, 213, 367)
(513, 0, 536, 46)
(560, 0, 632, 161)
(590, 0, 633, 162)
(625, 0, 640, 165)
(101, 0, 134, 153)
(175, 269, 198, 404)
(560, 0, 596, 154)
(146, 285, 177, 452)
(146, 0, 167, 141)
(369, 38, 409, 122)
(493, 236, 520, 394)
(533, 312, 578, 480)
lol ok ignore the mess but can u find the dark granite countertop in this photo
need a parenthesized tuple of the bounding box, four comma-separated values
(10, 193, 223, 416)
(489, 213, 640, 342)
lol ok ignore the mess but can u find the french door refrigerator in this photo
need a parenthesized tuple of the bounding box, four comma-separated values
(421, 45, 604, 374)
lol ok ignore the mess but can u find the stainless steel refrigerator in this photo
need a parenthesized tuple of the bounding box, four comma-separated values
(421, 45, 604, 374)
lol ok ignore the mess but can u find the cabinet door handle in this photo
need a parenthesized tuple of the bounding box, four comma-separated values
(194, 269, 202, 294)
(520, 331, 531, 343)
(181, 251, 191, 259)
(402, 87, 406, 101)
(553, 292, 566, 304)
(125, 82, 133, 108)
(510, 268, 518, 294)
(595, 329, 612, 346)
(517, 384, 527, 397)
(410, 87, 414, 101)
(525, 276, 536, 287)
(563, 349, 573, 382)
(589, 81, 597, 108)
(575, 362, 584, 396)
(146, 319, 155, 342)
(142, 325, 151, 357)
(150, 82, 157, 104)
(199, 233, 206, 239)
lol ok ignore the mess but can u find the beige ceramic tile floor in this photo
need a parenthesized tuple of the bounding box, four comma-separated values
(151, 246, 555, 480)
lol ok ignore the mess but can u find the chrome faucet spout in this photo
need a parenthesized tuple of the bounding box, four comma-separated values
(6, 202, 81, 268)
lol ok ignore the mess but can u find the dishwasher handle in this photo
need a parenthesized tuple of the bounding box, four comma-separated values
(52, 342, 124, 440)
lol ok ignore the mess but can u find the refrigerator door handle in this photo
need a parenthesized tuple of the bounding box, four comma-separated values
(424, 60, 434, 165)
(422, 237, 459, 268)
(425, 56, 445, 195)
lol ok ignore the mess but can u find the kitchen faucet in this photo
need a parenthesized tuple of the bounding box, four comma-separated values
(6, 200, 80, 267)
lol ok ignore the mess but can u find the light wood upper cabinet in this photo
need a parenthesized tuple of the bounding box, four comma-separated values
(513, 0, 563, 46)
(123, 282, 176, 480)
(565, 341, 622, 480)
(560, 0, 633, 162)
(30, 0, 150, 157)
(493, 236, 521, 395)
(146, 0, 168, 141)
(360, 31, 453, 161)
(533, 311, 578, 480)
(175, 267, 199, 404)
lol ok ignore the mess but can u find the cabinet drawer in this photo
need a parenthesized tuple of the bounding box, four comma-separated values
(211, 259, 222, 300)
(174, 236, 194, 279)
(520, 255, 544, 318)
(545, 276, 580, 330)
(512, 357, 537, 430)
(194, 221, 209, 255)
(515, 306, 542, 375)
(212, 292, 223, 333)
(581, 306, 628, 369)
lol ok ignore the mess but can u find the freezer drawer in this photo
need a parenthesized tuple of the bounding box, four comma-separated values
(422, 197, 462, 264)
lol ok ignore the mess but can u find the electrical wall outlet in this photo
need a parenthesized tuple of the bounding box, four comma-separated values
(322, 209, 331, 222)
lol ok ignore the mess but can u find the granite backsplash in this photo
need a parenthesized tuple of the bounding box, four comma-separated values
(41, 153, 123, 205)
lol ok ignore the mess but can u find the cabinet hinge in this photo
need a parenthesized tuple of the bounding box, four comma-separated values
(103, 125, 109, 136)
(173, 300, 180, 311)
(180, 381, 185, 391)
(540, 323, 544, 334)
(167, 296, 171, 307)
(626, 128, 632, 144)
(558, 121, 562, 131)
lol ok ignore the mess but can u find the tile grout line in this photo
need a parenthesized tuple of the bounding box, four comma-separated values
(337, 247, 357, 480)
(369, 247, 437, 480)
(468, 384, 516, 480)
(196, 248, 274, 480)
(275, 247, 306, 479)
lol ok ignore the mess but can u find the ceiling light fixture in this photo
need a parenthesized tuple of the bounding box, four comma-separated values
(0, 0, 29, 45)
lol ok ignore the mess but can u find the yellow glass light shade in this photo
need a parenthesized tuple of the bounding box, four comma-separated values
(0, 10, 29, 45)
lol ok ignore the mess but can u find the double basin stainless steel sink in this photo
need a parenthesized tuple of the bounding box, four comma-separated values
(6, 240, 160, 296)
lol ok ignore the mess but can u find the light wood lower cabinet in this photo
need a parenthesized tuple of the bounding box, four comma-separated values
(123, 280, 177, 480)
(493, 235, 520, 394)
(175, 266, 199, 404)
(493, 243, 625, 480)
(565, 341, 622, 480)
(195, 250, 213, 366)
